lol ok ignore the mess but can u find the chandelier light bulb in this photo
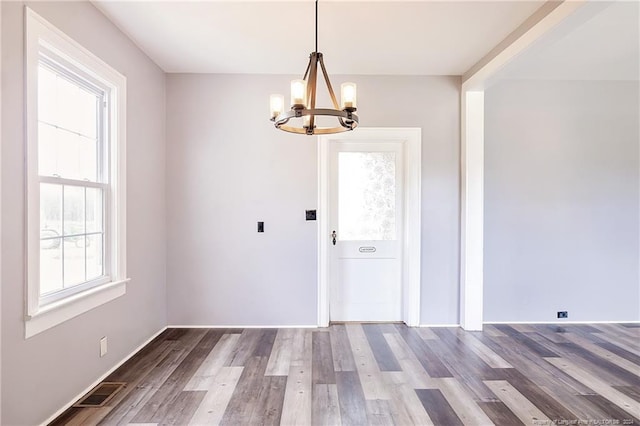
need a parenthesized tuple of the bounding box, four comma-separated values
(270, 94, 285, 119)
(341, 82, 357, 110)
(291, 79, 307, 108)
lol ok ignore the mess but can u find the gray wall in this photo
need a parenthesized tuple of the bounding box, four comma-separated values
(1, 2, 167, 424)
(484, 79, 640, 322)
(166, 74, 461, 326)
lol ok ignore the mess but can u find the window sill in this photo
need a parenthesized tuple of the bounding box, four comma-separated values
(25, 279, 129, 338)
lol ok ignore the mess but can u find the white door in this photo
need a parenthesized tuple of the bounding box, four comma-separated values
(329, 141, 404, 321)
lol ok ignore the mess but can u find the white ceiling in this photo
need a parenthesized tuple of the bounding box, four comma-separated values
(93, 0, 545, 75)
(492, 0, 639, 82)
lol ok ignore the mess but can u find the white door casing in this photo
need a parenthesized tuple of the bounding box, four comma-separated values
(318, 128, 421, 327)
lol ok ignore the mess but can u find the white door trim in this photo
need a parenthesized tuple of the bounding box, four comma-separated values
(318, 127, 421, 327)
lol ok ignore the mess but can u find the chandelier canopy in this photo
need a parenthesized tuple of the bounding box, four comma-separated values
(269, 0, 359, 135)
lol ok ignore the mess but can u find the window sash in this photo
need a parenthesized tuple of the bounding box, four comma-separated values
(37, 55, 108, 184)
(38, 179, 110, 306)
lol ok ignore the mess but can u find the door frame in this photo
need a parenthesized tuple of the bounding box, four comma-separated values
(317, 127, 422, 327)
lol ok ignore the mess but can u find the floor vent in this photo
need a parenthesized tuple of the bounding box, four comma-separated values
(73, 382, 126, 407)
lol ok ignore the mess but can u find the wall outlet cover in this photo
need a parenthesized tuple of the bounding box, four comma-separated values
(306, 210, 317, 221)
(557, 311, 568, 319)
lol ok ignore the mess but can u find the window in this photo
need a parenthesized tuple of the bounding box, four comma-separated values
(25, 8, 128, 338)
(38, 58, 108, 304)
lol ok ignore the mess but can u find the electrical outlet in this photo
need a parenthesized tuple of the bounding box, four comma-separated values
(557, 311, 568, 319)
(100, 336, 108, 357)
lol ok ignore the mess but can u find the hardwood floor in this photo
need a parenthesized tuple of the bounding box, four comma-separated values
(51, 323, 640, 425)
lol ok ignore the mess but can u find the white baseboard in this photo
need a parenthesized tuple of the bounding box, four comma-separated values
(40, 326, 168, 426)
(168, 324, 319, 329)
(168, 323, 629, 329)
(419, 321, 640, 328)
(484, 320, 640, 325)
(419, 324, 460, 328)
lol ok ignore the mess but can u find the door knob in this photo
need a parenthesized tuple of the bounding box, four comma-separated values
(331, 230, 337, 246)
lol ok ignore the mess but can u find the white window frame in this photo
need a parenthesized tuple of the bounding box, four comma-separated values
(24, 7, 128, 338)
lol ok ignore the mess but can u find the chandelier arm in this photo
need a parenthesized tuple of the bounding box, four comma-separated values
(318, 55, 340, 110)
(302, 55, 312, 81)
(341, 117, 355, 129)
(305, 56, 313, 105)
(277, 116, 292, 126)
(308, 54, 319, 132)
(306, 53, 318, 104)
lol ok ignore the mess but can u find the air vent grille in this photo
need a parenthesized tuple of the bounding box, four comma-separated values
(73, 382, 126, 407)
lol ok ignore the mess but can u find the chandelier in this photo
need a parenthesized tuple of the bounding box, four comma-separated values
(269, 0, 359, 135)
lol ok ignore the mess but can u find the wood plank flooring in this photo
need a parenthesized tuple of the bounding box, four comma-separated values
(51, 323, 640, 425)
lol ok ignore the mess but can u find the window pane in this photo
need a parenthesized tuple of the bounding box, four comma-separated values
(63, 237, 85, 287)
(38, 64, 101, 139)
(40, 238, 62, 295)
(38, 65, 58, 125)
(38, 122, 58, 177)
(55, 72, 98, 139)
(78, 134, 98, 182)
(338, 152, 396, 241)
(76, 90, 98, 139)
(40, 126, 97, 181)
(37, 62, 100, 181)
(86, 234, 103, 280)
(86, 188, 103, 233)
(40, 183, 62, 236)
(63, 186, 85, 236)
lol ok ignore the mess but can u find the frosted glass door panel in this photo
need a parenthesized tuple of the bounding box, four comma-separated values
(338, 152, 396, 241)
